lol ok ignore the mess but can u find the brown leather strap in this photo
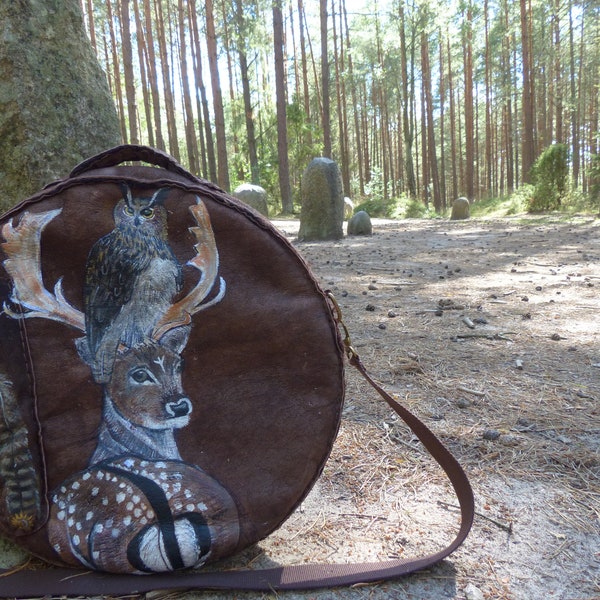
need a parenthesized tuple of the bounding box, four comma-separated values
(0, 353, 473, 597)
(69, 144, 200, 181)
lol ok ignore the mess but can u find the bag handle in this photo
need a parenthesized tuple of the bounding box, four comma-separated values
(69, 144, 200, 182)
(0, 297, 474, 597)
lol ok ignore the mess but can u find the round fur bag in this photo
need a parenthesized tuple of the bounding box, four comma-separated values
(0, 146, 344, 574)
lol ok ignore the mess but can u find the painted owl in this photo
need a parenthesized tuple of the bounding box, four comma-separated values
(82, 185, 183, 380)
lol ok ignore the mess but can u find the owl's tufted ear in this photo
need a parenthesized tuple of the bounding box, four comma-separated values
(150, 187, 171, 206)
(119, 182, 134, 204)
(159, 325, 191, 355)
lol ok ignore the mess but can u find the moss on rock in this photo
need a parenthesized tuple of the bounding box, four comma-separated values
(0, 0, 121, 211)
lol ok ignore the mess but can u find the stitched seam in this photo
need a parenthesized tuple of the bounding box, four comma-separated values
(15, 307, 50, 533)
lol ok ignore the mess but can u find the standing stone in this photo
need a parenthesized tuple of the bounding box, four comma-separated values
(451, 197, 470, 220)
(347, 210, 373, 236)
(233, 183, 269, 217)
(0, 0, 121, 211)
(298, 158, 344, 241)
(343, 197, 354, 219)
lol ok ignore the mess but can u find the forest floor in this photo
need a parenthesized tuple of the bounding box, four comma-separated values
(1, 214, 599, 599)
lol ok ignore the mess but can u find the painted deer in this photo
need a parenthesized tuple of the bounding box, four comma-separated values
(1, 197, 240, 573)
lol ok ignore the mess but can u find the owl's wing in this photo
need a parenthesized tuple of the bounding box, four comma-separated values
(83, 233, 143, 353)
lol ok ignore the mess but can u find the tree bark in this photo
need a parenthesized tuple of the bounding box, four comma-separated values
(188, 0, 215, 180)
(120, 0, 139, 145)
(273, 0, 293, 213)
(132, 0, 154, 147)
(398, 2, 417, 199)
(234, 0, 260, 185)
(320, 0, 332, 158)
(177, 0, 198, 174)
(155, 0, 179, 160)
(520, 0, 536, 183)
(143, 0, 164, 150)
(463, 1, 475, 199)
(205, 0, 230, 190)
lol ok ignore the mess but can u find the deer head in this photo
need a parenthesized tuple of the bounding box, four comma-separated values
(1, 195, 225, 465)
(90, 329, 194, 464)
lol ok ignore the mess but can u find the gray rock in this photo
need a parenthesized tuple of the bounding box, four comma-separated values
(343, 197, 354, 219)
(233, 183, 269, 217)
(298, 157, 344, 241)
(348, 210, 373, 236)
(451, 196, 470, 220)
(0, 0, 121, 210)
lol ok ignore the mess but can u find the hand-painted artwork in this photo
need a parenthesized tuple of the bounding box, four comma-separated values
(0, 373, 42, 535)
(0, 187, 239, 573)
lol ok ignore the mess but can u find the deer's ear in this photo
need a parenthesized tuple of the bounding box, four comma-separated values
(159, 325, 191, 354)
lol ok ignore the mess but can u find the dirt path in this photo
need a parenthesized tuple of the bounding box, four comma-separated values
(1, 215, 598, 599)
(210, 215, 599, 600)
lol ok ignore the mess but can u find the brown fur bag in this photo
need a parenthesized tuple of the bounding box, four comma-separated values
(0, 146, 473, 594)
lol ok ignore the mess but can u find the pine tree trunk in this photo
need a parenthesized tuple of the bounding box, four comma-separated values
(188, 0, 215, 181)
(421, 27, 441, 211)
(234, 0, 260, 185)
(297, 0, 312, 146)
(106, 0, 126, 142)
(332, 0, 350, 196)
(273, 0, 293, 213)
(447, 37, 458, 201)
(177, 0, 198, 174)
(120, 0, 139, 144)
(143, 0, 164, 150)
(155, 0, 179, 160)
(438, 28, 447, 209)
(398, 2, 416, 199)
(342, 1, 364, 195)
(520, 0, 535, 183)
(320, 0, 332, 158)
(463, 2, 475, 199)
(132, 0, 154, 147)
(205, 0, 230, 190)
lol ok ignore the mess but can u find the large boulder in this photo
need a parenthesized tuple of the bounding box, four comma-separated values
(451, 197, 470, 220)
(0, 0, 121, 210)
(233, 183, 269, 217)
(298, 158, 344, 241)
(347, 210, 372, 236)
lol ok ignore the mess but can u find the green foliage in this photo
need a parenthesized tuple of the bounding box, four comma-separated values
(392, 194, 437, 219)
(354, 190, 437, 220)
(527, 144, 569, 212)
(354, 168, 397, 217)
(469, 189, 530, 217)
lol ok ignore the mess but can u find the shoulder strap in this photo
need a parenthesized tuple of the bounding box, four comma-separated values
(0, 354, 473, 596)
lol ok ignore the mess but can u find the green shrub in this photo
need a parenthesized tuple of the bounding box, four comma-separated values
(527, 144, 569, 212)
(402, 197, 434, 218)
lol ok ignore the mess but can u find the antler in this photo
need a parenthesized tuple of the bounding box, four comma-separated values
(152, 198, 225, 341)
(1, 210, 85, 332)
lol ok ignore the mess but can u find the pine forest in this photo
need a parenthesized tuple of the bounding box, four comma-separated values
(81, 0, 600, 215)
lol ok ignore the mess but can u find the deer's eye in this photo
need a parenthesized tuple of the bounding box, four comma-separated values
(130, 368, 154, 384)
(140, 207, 154, 218)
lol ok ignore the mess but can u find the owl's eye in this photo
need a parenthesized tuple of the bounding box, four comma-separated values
(124, 205, 134, 216)
(140, 207, 155, 219)
(129, 368, 155, 385)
